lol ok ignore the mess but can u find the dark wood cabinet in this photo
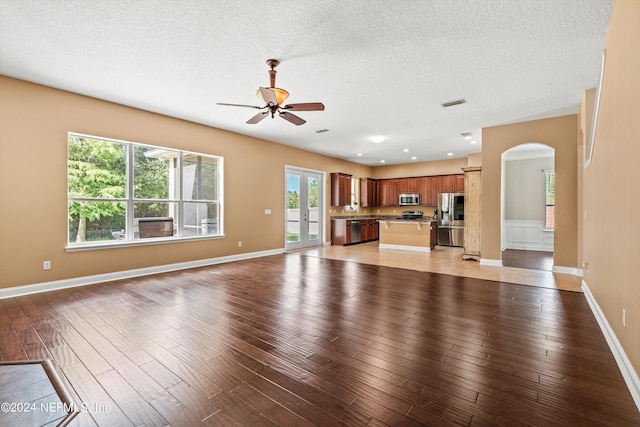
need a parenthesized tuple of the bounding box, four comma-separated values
(419, 176, 439, 206)
(430, 221, 438, 250)
(455, 174, 465, 192)
(331, 218, 378, 245)
(331, 219, 350, 245)
(398, 177, 419, 194)
(439, 175, 455, 193)
(330, 173, 352, 206)
(377, 179, 400, 207)
(361, 219, 379, 242)
(359, 178, 377, 207)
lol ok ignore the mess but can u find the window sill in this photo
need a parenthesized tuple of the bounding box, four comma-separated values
(66, 234, 225, 252)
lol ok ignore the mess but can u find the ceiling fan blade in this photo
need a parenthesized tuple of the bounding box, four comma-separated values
(258, 87, 278, 105)
(217, 102, 263, 109)
(279, 111, 306, 126)
(246, 111, 269, 124)
(283, 102, 325, 111)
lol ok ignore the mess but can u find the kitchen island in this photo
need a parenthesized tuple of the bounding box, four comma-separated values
(378, 219, 438, 252)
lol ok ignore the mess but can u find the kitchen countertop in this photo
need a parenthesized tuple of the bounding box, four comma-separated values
(331, 215, 437, 221)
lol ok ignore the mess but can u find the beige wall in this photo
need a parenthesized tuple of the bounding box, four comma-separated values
(582, 0, 640, 374)
(0, 76, 374, 289)
(372, 157, 468, 179)
(481, 115, 578, 268)
(504, 156, 554, 221)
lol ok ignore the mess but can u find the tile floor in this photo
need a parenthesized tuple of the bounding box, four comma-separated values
(296, 242, 584, 292)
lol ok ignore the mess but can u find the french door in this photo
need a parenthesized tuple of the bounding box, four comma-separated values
(285, 167, 323, 250)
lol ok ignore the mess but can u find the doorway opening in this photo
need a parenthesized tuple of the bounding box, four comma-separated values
(285, 166, 324, 250)
(501, 143, 555, 271)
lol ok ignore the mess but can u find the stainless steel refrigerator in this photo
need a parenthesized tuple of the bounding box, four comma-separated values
(437, 192, 465, 247)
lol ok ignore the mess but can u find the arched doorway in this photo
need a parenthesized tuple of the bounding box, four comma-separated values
(501, 143, 555, 270)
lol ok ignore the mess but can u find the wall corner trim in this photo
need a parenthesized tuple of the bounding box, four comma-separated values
(582, 280, 640, 411)
(0, 248, 285, 300)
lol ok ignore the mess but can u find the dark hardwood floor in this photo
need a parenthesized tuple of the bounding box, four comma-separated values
(502, 249, 554, 271)
(0, 253, 638, 426)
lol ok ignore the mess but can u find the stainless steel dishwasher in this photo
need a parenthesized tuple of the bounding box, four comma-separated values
(350, 220, 361, 243)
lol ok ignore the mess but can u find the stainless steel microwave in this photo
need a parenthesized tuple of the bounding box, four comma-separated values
(399, 193, 420, 206)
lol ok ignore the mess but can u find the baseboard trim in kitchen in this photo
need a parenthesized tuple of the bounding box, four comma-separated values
(0, 248, 285, 300)
(379, 243, 431, 253)
(582, 280, 640, 411)
(552, 265, 579, 275)
(480, 258, 503, 267)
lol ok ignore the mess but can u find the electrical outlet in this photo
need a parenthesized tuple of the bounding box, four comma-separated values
(264, 209, 271, 215)
(238, 241, 242, 248)
(43, 261, 51, 270)
(622, 309, 626, 327)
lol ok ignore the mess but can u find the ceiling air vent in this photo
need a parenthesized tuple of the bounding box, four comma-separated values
(314, 129, 330, 133)
(441, 99, 466, 108)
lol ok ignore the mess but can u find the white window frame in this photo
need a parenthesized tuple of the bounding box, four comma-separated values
(67, 133, 224, 251)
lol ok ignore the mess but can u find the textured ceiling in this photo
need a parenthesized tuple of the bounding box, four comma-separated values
(0, 0, 612, 165)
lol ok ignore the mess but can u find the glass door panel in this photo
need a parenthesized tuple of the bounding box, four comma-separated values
(286, 173, 301, 243)
(286, 167, 323, 250)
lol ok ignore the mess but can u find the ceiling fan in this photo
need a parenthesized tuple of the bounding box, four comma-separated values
(217, 59, 325, 126)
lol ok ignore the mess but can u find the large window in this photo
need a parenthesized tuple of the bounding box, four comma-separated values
(68, 133, 223, 246)
(544, 170, 555, 230)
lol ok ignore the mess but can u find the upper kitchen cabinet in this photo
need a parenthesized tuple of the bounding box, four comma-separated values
(455, 174, 465, 192)
(439, 175, 455, 193)
(398, 177, 419, 194)
(438, 174, 464, 193)
(359, 178, 378, 207)
(419, 176, 439, 206)
(377, 179, 399, 206)
(330, 172, 352, 206)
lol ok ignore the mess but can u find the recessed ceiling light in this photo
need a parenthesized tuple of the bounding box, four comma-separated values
(461, 132, 472, 139)
(403, 148, 409, 152)
(380, 160, 386, 163)
(411, 156, 417, 160)
(356, 152, 363, 156)
(447, 152, 454, 156)
(470, 140, 478, 144)
(369, 135, 385, 143)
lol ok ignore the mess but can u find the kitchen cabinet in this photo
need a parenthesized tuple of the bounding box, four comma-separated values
(331, 218, 378, 245)
(331, 219, 351, 245)
(430, 221, 438, 250)
(330, 172, 352, 206)
(455, 174, 465, 192)
(377, 179, 399, 206)
(399, 177, 419, 194)
(419, 176, 439, 206)
(361, 219, 379, 242)
(462, 167, 481, 261)
(439, 175, 455, 193)
(359, 178, 377, 207)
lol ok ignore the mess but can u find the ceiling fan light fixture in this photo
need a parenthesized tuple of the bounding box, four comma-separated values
(257, 87, 289, 105)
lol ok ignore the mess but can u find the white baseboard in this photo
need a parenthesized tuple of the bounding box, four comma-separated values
(0, 248, 285, 300)
(582, 280, 640, 411)
(552, 265, 579, 275)
(379, 243, 431, 253)
(480, 258, 503, 267)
